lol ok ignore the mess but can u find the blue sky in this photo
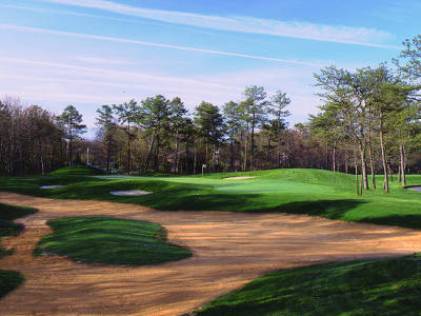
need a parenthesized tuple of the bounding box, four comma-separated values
(0, 0, 420, 132)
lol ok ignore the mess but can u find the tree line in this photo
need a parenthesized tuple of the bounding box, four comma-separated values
(310, 36, 421, 193)
(0, 35, 419, 190)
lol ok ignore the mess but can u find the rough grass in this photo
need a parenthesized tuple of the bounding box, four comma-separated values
(1, 169, 420, 230)
(195, 254, 421, 316)
(0, 270, 24, 299)
(34, 216, 192, 266)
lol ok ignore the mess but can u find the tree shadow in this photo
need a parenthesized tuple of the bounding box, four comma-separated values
(264, 199, 368, 219)
(361, 215, 421, 230)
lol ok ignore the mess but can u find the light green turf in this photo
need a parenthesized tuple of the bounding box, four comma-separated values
(35, 216, 192, 266)
(1, 169, 420, 229)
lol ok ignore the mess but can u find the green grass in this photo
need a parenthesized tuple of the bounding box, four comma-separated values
(1, 170, 421, 313)
(0, 203, 36, 299)
(0, 270, 24, 299)
(1, 169, 420, 229)
(34, 216, 192, 266)
(0, 203, 37, 257)
(49, 165, 104, 176)
(195, 254, 421, 316)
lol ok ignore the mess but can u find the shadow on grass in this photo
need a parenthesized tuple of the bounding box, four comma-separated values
(362, 215, 421, 230)
(269, 199, 368, 219)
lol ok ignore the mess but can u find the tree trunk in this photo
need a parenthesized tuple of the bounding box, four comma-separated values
(367, 140, 376, 189)
(379, 121, 389, 193)
(250, 118, 255, 170)
(230, 140, 235, 171)
(358, 141, 369, 190)
(175, 130, 180, 174)
(154, 132, 160, 172)
(144, 135, 156, 172)
(332, 143, 337, 172)
(243, 129, 248, 172)
(399, 139, 407, 186)
(354, 150, 360, 196)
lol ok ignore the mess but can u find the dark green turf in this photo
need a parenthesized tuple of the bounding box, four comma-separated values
(34, 216, 192, 266)
(0, 203, 37, 258)
(0, 203, 36, 299)
(0, 270, 24, 299)
(195, 255, 421, 316)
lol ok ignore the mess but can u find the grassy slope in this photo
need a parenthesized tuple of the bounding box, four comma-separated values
(195, 254, 421, 316)
(0, 203, 36, 298)
(49, 165, 104, 176)
(35, 216, 192, 265)
(1, 169, 421, 313)
(1, 169, 420, 229)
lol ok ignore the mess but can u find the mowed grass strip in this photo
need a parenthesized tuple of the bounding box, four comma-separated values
(195, 254, 421, 316)
(34, 216, 192, 266)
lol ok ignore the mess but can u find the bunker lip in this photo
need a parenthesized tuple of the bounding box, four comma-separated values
(40, 185, 65, 190)
(110, 190, 152, 196)
(223, 176, 256, 180)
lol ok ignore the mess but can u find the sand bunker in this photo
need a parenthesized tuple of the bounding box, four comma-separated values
(2, 192, 421, 316)
(110, 190, 152, 196)
(40, 185, 65, 190)
(224, 176, 256, 180)
(407, 186, 421, 192)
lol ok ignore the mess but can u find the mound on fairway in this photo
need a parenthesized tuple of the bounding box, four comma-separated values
(0, 270, 24, 299)
(34, 216, 192, 266)
(49, 165, 104, 176)
(195, 254, 421, 316)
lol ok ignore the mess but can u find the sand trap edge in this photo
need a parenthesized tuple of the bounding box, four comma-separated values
(223, 176, 256, 180)
(40, 185, 65, 190)
(110, 190, 152, 197)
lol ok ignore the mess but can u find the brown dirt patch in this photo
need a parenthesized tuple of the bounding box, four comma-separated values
(1, 192, 421, 316)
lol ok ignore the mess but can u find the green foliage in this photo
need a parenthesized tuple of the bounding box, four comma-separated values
(35, 216, 192, 266)
(195, 254, 421, 316)
(0, 270, 24, 299)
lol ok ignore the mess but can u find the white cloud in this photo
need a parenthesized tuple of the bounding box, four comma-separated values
(38, 0, 397, 48)
(0, 24, 323, 66)
(0, 55, 319, 128)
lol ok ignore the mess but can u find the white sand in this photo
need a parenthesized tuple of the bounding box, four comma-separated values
(40, 185, 65, 190)
(110, 190, 152, 196)
(408, 186, 421, 192)
(223, 176, 256, 180)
